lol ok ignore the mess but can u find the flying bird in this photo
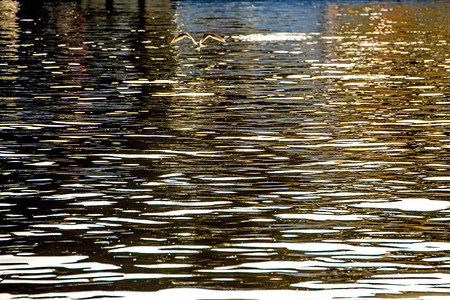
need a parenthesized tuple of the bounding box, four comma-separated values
(171, 32, 226, 51)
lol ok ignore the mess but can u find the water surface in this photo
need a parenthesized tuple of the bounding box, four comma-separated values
(0, 0, 449, 299)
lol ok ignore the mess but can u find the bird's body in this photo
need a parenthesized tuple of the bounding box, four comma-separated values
(171, 32, 225, 51)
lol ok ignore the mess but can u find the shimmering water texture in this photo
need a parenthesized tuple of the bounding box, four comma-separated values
(0, 0, 449, 299)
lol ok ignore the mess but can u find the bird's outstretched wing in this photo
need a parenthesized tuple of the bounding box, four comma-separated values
(171, 32, 196, 45)
(200, 33, 226, 44)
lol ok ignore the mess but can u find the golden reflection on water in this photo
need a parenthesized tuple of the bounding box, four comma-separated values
(0, 0, 449, 299)
(0, 0, 19, 75)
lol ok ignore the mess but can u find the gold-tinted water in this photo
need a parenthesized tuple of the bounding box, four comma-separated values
(0, 0, 449, 299)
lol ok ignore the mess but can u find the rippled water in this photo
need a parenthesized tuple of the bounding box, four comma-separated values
(0, 0, 449, 299)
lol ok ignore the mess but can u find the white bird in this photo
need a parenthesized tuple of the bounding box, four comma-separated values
(171, 32, 226, 51)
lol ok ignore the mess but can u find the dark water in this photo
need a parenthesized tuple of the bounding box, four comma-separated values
(0, 0, 449, 299)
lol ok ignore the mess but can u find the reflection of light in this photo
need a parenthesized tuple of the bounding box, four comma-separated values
(352, 198, 450, 211)
(233, 32, 310, 42)
(0, 0, 19, 41)
(0, 0, 19, 76)
(0, 0, 19, 122)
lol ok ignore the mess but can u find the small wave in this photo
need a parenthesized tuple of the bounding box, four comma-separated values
(233, 32, 310, 42)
